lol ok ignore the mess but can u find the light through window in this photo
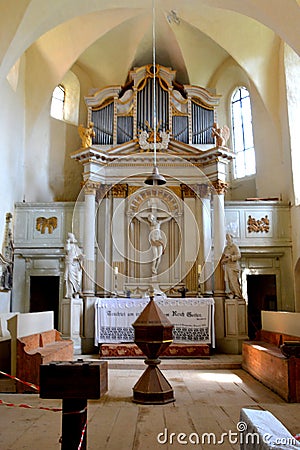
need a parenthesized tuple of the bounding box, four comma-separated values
(50, 84, 65, 120)
(231, 87, 256, 178)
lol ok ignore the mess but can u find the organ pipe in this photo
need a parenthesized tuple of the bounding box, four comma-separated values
(88, 65, 217, 146)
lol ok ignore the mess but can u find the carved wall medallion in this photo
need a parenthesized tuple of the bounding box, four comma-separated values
(36, 216, 57, 234)
(247, 215, 270, 233)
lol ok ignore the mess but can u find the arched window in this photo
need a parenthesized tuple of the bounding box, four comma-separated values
(50, 84, 65, 120)
(50, 72, 80, 125)
(231, 87, 256, 179)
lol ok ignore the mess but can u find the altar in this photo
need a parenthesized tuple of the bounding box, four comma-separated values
(94, 297, 215, 349)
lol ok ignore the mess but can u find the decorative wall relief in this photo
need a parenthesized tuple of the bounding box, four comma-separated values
(36, 216, 58, 234)
(247, 215, 270, 233)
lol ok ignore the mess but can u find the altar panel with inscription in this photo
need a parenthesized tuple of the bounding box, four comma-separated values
(95, 297, 215, 347)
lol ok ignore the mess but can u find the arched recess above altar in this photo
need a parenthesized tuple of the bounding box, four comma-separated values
(118, 184, 184, 295)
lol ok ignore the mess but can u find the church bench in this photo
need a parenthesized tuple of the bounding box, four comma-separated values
(0, 313, 17, 373)
(0, 313, 18, 391)
(16, 329, 73, 392)
(242, 330, 300, 402)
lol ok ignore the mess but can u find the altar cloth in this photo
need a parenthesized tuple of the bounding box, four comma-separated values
(95, 297, 215, 347)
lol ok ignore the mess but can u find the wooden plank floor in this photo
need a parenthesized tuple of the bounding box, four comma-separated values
(0, 359, 299, 449)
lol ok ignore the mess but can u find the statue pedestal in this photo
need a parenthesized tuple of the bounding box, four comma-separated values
(217, 298, 248, 354)
(61, 296, 83, 354)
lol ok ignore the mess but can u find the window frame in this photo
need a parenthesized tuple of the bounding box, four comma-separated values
(50, 84, 66, 121)
(231, 86, 256, 179)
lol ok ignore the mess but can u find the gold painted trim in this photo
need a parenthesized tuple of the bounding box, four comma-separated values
(111, 184, 128, 198)
(191, 97, 214, 111)
(181, 184, 196, 198)
(92, 98, 114, 111)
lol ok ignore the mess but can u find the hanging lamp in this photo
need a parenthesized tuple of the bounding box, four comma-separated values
(144, 0, 166, 186)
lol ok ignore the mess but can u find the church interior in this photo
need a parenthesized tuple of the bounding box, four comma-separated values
(0, 1, 300, 448)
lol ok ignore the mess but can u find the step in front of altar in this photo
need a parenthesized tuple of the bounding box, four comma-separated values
(99, 343, 211, 358)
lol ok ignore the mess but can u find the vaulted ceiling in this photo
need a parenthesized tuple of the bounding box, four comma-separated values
(1, 1, 299, 105)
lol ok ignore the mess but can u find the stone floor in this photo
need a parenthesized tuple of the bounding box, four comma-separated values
(0, 355, 299, 449)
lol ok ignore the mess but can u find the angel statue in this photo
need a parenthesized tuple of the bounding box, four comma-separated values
(78, 122, 95, 148)
(212, 122, 230, 148)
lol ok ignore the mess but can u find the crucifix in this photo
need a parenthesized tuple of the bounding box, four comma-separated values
(136, 200, 172, 275)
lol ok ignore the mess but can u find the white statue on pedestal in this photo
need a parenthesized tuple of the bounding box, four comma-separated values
(221, 233, 243, 298)
(64, 232, 83, 298)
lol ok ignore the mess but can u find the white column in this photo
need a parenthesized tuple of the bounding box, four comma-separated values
(82, 181, 99, 354)
(213, 188, 226, 296)
(95, 184, 112, 296)
(82, 181, 98, 296)
(111, 184, 127, 294)
(212, 181, 226, 341)
(197, 184, 213, 296)
(103, 188, 113, 295)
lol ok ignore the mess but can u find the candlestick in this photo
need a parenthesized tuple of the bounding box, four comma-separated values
(197, 264, 202, 297)
(113, 267, 118, 297)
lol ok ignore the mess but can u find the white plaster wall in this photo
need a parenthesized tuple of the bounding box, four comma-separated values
(50, 117, 82, 201)
(284, 45, 300, 206)
(261, 311, 300, 337)
(0, 57, 26, 311)
(212, 56, 292, 203)
(291, 205, 300, 312)
(24, 94, 82, 202)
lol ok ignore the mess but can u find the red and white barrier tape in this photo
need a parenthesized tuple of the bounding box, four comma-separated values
(0, 398, 62, 412)
(0, 369, 87, 448)
(0, 370, 39, 391)
(78, 421, 87, 450)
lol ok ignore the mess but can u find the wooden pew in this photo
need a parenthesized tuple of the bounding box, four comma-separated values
(242, 329, 300, 402)
(7, 312, 73, 392)
(17, 329, 73, 392)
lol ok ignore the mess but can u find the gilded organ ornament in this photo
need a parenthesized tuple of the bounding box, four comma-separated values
(138, 123, 170, 151)
(78, 122, 95, 148)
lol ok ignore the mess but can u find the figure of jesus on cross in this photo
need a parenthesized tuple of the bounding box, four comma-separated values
(138, 208, 172, 275)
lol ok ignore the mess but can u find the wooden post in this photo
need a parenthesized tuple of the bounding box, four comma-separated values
(61, 399, 87, 450)
(40, 360, 108, 450)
